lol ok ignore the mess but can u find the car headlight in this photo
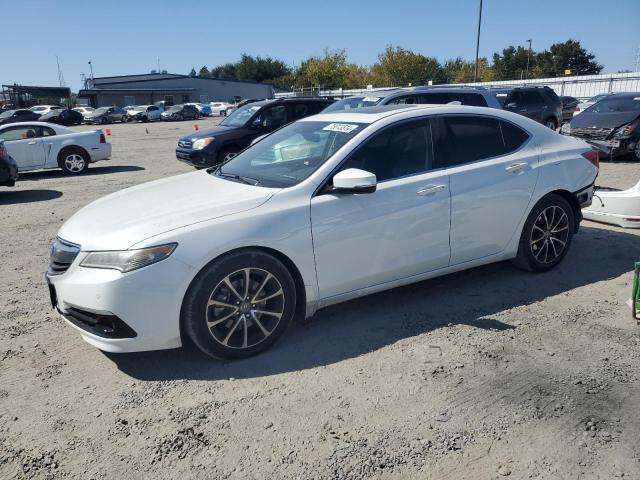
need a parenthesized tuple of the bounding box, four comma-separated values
(613, 122, 637, 139)
(80, 243, 177, 273)
(192, 137, 215, 149)
(560, 123, 571, 135)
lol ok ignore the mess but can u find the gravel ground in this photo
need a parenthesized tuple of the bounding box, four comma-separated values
(1, 118, 639, 480)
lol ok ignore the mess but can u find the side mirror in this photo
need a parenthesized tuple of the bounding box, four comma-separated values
(252, 118, 262, 128)
(332, 168, 377, 194)
(505, 102, 518, 109)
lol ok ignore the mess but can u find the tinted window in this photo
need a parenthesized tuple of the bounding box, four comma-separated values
(341, 120, 431, 182)
(522, 91, 544, 105)
(433, 116, 504, 168)
(257, 105, 288, 131)
(292, 103, 309, 119)
(500, 121, 529, 153)
(419, 92, 488, 107)
(388, 95, 417, 105)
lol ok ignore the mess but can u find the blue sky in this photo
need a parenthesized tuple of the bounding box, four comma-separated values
(3, 0, 639, 90)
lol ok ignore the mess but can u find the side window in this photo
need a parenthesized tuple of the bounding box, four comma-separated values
(259, 105, 288, 130)
(341, 120, 431, 182)
(0, 126, 37, 141)
(40, 126, 56, 137)
(523, 91, 544, 105)
(461, 93, 488, 107)
(292, 103, 309, 119)
(418, 92, 449, 104)
(388, 95, 417, 105)
(433, 116, 504, 168)
(500, 121, 529, 153)
(506, 91, 524, 106)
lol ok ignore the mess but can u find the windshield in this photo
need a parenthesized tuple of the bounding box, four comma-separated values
(585, 97, 640, 113)
(322, 96, 381, 113)
(0, 110, 15, 119)
(94, 107, 109, 114)
(221, 104, 262, 127)
(167, 105, 182, 111)
(214, 120, 364, 187)
(30, 106, 46, 111)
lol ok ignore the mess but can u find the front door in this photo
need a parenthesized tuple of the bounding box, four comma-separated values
(0, 125, 46, 170)
(431, 115, 539, 265)
(311, 118, 451, 300)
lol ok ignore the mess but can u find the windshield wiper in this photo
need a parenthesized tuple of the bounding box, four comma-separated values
(211, 168, 260, 186)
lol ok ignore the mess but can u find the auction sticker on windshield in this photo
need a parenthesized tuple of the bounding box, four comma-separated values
(322, 123, 359, 133)
(362, 97, 381, 102)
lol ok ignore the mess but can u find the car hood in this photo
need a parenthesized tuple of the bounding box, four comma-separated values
(570, 111, 640, 129)
(57, 171, 278, 250)
(128, 109, 145, 115)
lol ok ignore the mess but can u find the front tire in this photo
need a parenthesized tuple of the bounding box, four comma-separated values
(544, 118, 557, 130)
(182, 250, 297, 359)
(513, 194, 574, 272)
(217, 147, 240, 164)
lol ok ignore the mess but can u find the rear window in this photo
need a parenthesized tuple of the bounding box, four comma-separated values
(500, 121, 529, 152)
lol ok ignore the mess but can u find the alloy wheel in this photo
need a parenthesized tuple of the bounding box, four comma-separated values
(224, 152, 238, 162)
(64, 154, 85, 173)
(530, 205, 570, 264)
(545, 119, 556, 129)
(206, 268, 284, 349)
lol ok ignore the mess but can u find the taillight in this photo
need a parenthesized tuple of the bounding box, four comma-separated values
(575, 106, 580, 112)
(0, 145, 6, 159)
(581, 149, 599, 169)
(100, 133, 106, 143)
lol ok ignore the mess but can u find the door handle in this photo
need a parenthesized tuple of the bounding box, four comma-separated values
(417, 184, 446, 196)
(505, 162, 528, 173)
(27, 141, 37, 145)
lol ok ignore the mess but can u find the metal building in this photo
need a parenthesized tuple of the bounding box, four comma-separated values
(77, 73, 274, 107)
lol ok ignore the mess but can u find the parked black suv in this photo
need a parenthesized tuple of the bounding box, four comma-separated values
(503, 86, 562, 129)
(0, 109, 41, 125)
(162, 104, 200, 121)
(176, 98, 333, 168)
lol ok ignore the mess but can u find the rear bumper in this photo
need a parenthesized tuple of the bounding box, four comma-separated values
(89, 143, 112, 162)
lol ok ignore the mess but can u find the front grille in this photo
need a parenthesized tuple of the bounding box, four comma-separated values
(178, 139, 192, 149)
(48, 238, 80, 275)
(571, 127, 613, 140)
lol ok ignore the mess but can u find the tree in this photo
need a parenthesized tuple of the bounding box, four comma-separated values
(188, 67, 197, 77)
(535, 40, 603, 77)
(198, 66, 210, 77)
(443, 57, 494, 83)
(210, 63, 238, 79)
(492, 46, 534, 81)
(371, 46, 443, 86)
(298, 49, 350, 88)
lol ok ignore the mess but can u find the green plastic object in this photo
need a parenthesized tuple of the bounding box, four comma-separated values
(633, 261, 640, 323)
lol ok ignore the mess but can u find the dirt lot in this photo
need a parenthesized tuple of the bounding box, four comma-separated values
(1, 118, 639, 479)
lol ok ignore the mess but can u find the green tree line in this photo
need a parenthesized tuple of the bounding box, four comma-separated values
(189, 39, 602, 91)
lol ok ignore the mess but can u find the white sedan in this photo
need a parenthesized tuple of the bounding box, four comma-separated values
(0, 122, 111, 174)
(47, 105, 598, 358)
(123, 105, 163, 122)
(210, 102, 232, 116)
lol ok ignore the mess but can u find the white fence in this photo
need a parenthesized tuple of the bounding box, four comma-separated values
(275, 71, 640, 101)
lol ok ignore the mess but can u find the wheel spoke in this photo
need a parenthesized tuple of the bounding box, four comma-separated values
(222, 316, 243, 346)
(548, 239, 558, 259)
(242, 316, 248, 348)
(551, 212, 567, 231)
(256, 288, 283, 303)
(223, 277, 243, 301)
(207, 310, 237, 327)
(551, 225, 569, 233)
(253, 308, 282, 319)
(251, 311, 271, 337)
(242, 268, 250, 299)
(251, 273, 272, 302)
(208, 299, 236, 309)
(550, 237, 566, 247)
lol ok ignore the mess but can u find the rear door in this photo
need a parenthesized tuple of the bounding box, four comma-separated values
(384, 94, 419, 105)
(0, 125, 46, 170)
(432, 115, 538, 265)
(505, 90, 545, 122)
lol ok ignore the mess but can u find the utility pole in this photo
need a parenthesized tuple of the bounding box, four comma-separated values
(525, 39, 532, 79)
(88, 60, 94, 80)
(474, 0, 483, 82)
(56, 56, 66, 87)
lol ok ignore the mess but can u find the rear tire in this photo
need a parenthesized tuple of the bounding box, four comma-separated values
(59, 147, 89, 174)
(182, 250, 297, 359)
(513, 194, 574, 272)
(544, 118, 557, 130)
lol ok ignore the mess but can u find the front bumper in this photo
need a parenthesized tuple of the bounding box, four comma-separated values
(175, 147, 216, 167)
(580, 138, 637, 157)
(46, 253, 196, 353)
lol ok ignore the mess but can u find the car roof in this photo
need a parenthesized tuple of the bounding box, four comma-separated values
(302, 104, 448, 124)
(607, 92, 640, 99)
(0, 121, 72, 129)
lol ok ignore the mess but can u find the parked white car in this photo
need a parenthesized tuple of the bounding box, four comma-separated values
(29, 105, 64, 117)
(123, 105, 163, 122)
(583, 179, 640, 228)
(47, 105, 598, 358)
(0, 122, 111, 174)
(73, 106, 95, 118)
(210, 102, 232, 116)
